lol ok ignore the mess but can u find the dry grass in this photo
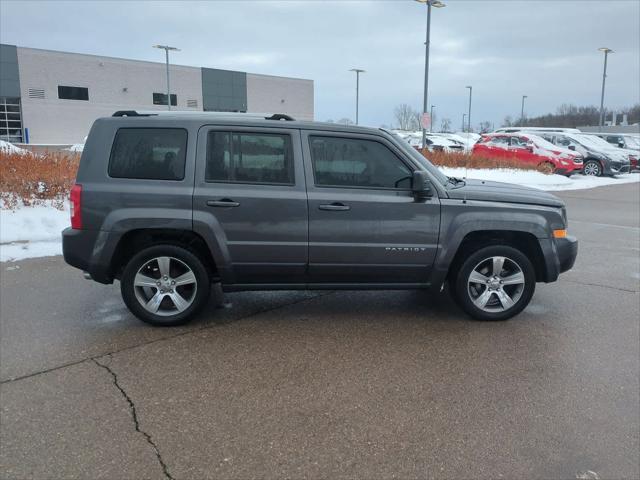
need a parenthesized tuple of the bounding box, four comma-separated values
(423, 149, 541, 171)
(0, 151, 80, 210)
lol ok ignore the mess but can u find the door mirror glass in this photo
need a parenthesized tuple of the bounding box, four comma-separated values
(412, 171, 432, 197)
(568, 145, 576, 151)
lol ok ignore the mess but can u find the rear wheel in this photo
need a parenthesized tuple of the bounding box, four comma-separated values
(583, 160, 602, 176)
(120, 245, 210, 326)
(453, 245, 536, 321)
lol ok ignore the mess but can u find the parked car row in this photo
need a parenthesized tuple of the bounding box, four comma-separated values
(495, 127, 637, 176)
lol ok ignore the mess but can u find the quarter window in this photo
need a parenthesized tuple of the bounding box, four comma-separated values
(206, 132, 294, 185)
(58, 86, 89, 101)
(108, 128, 187, 180)
(309, 136, 412, 189)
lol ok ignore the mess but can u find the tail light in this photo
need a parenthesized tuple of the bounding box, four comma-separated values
(70, 184, 82, 229)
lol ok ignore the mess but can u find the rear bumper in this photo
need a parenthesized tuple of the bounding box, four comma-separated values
(62, 227, 115, 284)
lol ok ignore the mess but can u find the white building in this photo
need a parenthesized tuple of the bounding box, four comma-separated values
(0, 44, 314, 144)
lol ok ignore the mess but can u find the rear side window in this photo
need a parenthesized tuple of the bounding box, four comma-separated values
(108, 128, 187, 180)
(206, 131, 294, 185)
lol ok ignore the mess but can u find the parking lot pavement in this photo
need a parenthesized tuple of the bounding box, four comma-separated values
(1, 183, 638, 480)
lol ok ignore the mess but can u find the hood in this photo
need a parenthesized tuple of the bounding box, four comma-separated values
(447, 179, 564, 208)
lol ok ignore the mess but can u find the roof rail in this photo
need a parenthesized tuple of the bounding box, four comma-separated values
(112, 110, 296, 121)
(265, 113, 295, 121)
(112, 110, 156, 117)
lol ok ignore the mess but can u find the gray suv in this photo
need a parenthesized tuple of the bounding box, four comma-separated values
(62, 111, 578, 326)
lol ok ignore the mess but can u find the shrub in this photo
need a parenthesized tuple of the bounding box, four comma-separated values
(421, 149, 542, 171)
(0, 151, 80, 210)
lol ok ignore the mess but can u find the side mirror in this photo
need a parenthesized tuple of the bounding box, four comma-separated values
(412, 171, 432, 198)
(618, 142, 624, 148)
(568, 145, 576, 151)
(525, 145, 534, 152)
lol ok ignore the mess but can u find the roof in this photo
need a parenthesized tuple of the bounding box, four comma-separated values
(106, 110, 382, 135)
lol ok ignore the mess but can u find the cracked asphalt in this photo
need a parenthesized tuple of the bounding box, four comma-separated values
(1, 183, 639, 480)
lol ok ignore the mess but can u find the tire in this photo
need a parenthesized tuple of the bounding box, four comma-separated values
(120, 244, 210, 326)
(583, 160, 602, 177)
(453, 245, 536, 321)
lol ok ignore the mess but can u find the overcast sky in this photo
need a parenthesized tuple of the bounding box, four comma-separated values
(1, 0, 639, 129)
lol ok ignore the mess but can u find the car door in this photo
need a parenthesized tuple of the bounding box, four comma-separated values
(193, 126, 308, 285)
(509, 135, 539, 166)
(301, 130, 441, 284)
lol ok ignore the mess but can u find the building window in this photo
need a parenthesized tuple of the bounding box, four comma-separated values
(58, 86, 89, 101)
(153, 93, 177, 106)
(108, 128, 187, 181)
(206, 131, 294, 185)
(0, 97, 23, 143)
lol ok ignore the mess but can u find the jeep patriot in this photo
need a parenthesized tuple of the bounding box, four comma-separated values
(62, 111, 578, 326)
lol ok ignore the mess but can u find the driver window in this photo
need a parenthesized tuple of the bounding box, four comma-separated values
(309, 136, 412, 189)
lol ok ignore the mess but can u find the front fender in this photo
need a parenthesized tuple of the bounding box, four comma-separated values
(429, 199, 561, 290)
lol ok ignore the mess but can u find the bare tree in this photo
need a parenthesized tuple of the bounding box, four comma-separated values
(394, 104, 421, 131)
(502, 115, 514, 127)
(440, 118, 452, 133)
(478, 121, 492, 133)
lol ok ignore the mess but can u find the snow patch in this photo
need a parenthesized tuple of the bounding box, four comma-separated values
(0, 201, 69, 262)
(439, 168, 640, 191)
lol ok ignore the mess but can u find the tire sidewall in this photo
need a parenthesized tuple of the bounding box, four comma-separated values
(454, 245, 536, 321)
(121, 244, 210, 326)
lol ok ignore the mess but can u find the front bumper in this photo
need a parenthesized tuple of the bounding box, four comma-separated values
(556, 235, 578, 274)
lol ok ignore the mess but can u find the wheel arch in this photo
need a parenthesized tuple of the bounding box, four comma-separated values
(110, 229, 219, 281)
(445, 230, 547, 284)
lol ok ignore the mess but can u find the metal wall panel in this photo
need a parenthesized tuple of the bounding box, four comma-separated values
(0, 44, 21, 98)
(201, 67, 247, 112)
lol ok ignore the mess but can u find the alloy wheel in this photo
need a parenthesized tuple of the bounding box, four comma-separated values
(467, 256, 526, 313)
(133, 256, 198, 317)
(583, 162, 601, 176)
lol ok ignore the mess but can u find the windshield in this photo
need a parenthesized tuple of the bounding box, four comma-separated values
(624, 136, 640, 148)
(572, 134, 611, 149)
(581, 134, 615, 149)
(386, 131, 449, 186)
(528, 135, 561, 151)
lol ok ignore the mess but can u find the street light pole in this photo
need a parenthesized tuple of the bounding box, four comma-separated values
(153, 45, 180, 110)
(598, 47, 613, 131)
(462, 113, 467, 132)
(416, 0, 446, 148)
(520, 95, 528, 126)
(349, 69, 365, 125)
(430, 105, 435, 133)
(465, 85, 472, 133)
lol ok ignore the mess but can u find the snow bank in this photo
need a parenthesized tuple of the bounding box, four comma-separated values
(0, 140, 29, 155)
(440, 168, 640, 191)
(0, 201, 69, 262)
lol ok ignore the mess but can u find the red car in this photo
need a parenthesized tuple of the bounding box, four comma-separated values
(473, 133, 584, 175)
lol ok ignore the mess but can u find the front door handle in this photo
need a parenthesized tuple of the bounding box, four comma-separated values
(318, 202, 350, 211)
(207, 199, 240, 208)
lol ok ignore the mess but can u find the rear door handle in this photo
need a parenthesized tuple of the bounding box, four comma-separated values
(207, 199, 240, 208)
(318, 202, 350, 211)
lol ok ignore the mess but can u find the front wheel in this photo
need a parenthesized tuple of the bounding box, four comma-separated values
(120, 245, 210, 326)
(453, 245, 536, 321)
(583, 160, 602, 176)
